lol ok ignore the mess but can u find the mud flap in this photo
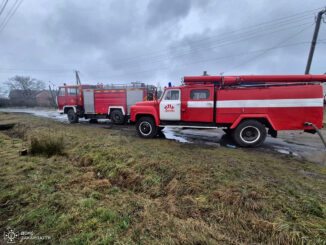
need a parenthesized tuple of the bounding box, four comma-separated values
(268, 128, 278, 138)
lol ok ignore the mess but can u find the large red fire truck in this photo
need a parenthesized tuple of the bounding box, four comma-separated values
(130, 75, 326, 147)
(57, 83, 156, 124)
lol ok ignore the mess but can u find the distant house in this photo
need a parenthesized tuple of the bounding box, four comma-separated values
(35, 90, 53, 107)
(8, 89, 55, 107)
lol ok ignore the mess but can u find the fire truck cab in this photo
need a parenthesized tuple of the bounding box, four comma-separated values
(130, 75, 326, 147)
(57, 83, 156, 124)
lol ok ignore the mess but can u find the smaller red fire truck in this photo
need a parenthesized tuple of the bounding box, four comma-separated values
(57, 83, 156, 124)
(130, 75, 326, 147)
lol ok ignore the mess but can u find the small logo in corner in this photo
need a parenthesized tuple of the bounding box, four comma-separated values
(3, 228, 18, 243)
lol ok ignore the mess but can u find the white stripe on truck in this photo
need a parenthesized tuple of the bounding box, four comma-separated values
(187, 98, 323, 108)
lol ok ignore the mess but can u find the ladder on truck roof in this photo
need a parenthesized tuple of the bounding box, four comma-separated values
(183, 75, 326, 87)
(103, 82, 156, 90)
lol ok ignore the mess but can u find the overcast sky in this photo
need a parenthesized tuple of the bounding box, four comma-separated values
(0, 0, 325, 90)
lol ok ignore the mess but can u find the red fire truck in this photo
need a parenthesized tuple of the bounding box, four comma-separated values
(130, 75, 326, 147)
(57, 83, 156, 124)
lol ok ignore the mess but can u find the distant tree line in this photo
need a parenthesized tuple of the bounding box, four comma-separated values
(0, 75, 57, 108)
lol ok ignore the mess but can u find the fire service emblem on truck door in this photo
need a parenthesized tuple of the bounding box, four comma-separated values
(164, 104, 175, 112)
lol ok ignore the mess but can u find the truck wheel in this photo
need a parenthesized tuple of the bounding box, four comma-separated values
(67, 109, 79, 123)
(136, 116, 157, 138)
(111, 110, 125, 125)
(232, 120, 266, 147)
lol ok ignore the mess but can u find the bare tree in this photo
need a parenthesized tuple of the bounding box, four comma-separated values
(5, 76, 46, 107)
(5, 76, 45, 94)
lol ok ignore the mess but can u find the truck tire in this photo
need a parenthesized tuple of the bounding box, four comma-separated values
(67, 109, 79, 123)
(232, 120, 266, 147)
(136, 116, 157, 138)
(111, 110, 125, 125)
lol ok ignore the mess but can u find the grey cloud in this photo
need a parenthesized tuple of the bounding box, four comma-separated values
(0, 0, 325, 89)
(146, 0, 191, 27)
(45, 1, 138, 47)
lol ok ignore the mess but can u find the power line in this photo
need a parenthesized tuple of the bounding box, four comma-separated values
(225, 23, 315, 73)
(109, 7, 324, 65)
(93, 19, 317, 79)
(105, 17, 315, 70)
(168, 16, 313, 49)
(161, 21, 312, 63)
(0, 0, 23, 34)
(0, 0, 8, 17)
(97, 21, 314, 72)
(180, 7, 323, 47)
(114, 17, 313, 67)
(0, 0, 19, 28)
(0, 0, 23, 31)
(91, 42, 314, 81)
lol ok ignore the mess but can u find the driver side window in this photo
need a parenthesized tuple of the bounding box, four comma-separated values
(164, 90, 179, 100)
(58, 88, 65, 96)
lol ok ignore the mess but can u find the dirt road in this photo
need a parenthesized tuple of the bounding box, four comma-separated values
(1, 108, 325, 164)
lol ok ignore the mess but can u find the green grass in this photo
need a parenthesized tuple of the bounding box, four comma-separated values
(0, 112, 325, 244)
(30, 136, 65, 157)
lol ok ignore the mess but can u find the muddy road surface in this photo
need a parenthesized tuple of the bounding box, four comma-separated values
(1, 108, 326, 164)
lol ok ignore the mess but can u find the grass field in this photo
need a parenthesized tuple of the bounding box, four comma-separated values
(0, 112, 325, 244)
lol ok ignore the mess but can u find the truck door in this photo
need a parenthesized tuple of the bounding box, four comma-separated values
(66, 87, 79, 106)
(159, 89, 181, 120)
(57, 87, 66, 110)
(185, 87, 213, 122)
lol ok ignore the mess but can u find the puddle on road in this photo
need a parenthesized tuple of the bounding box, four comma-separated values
(275, 149, 299, 156)
(0, 108, 68, 122)
(162, 127, 326, 165)
(162, 128, 189, 143)
(1, 108, 326, 164)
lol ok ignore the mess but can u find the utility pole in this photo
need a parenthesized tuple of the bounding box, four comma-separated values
(305, 8, 326, 74)
(75, 70, 81, 85)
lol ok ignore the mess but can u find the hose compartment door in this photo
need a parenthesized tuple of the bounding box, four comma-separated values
(127, 90, 143, 114)
(83, 89, 95, 114)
